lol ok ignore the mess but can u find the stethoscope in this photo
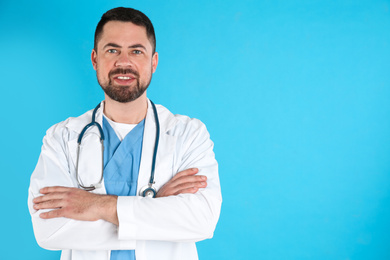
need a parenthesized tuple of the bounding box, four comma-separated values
(75, 101, 159, 198)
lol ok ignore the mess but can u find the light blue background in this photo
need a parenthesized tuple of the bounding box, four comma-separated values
(1, 0, 390, 259)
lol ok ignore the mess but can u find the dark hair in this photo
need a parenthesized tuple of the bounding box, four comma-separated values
(94, 7, 156, 53)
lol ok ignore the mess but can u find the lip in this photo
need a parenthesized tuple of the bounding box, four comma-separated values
(113, 73, 135, 79)
(112, 74, 137, 84)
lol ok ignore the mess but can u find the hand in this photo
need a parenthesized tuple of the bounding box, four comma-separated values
(156, 168, 207, 198)
(33, 186, 118, 225)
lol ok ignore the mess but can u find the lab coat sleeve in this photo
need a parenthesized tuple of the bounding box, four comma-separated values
(117, 118, 222, 242)
(27, 123, 135, 250)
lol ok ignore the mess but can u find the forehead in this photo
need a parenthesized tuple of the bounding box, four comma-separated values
(98, 21, 152, 50)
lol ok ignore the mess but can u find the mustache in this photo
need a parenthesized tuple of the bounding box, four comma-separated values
(109, 68, 139, 78)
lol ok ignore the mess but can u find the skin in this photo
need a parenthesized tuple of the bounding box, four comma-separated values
(92, 21, 158, 124)
(33, 21, 208, 225)
(33, 168, 207, 225)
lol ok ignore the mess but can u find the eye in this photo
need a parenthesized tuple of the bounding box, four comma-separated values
(133, 50, 142, 55)
(107, 49, 118, 54)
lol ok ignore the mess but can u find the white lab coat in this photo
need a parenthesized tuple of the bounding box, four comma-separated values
(28, 100, 222, 260)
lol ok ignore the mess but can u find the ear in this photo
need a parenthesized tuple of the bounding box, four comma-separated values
(91, 49, 97, 70)
(152, 52, 159, 73)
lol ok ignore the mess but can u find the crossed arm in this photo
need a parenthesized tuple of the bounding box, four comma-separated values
(29, 118, 221, 250)
(33, 168, 207, 225)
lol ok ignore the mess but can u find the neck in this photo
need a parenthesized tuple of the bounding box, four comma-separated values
(103, 92, 148, 124)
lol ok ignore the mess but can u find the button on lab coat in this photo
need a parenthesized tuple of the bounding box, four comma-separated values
(28, 100, 222, 260)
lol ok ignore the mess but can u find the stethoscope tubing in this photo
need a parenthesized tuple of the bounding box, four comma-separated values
(149, 100, 160, 186)
(76, 100, 160, 196)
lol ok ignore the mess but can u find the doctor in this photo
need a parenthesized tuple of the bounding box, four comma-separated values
(28, 7, 221, 260)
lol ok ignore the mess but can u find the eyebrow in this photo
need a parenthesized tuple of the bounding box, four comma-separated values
(129, 44, 147, 51)
(103, 43, 121, 49)
(103, 43, 147, 51)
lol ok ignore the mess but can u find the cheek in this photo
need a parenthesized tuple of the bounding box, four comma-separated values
(96, 57, 114, 71)
(140, 61, 154, 74)
(96, 62, 111, 76)
(95, 65, 108, 83)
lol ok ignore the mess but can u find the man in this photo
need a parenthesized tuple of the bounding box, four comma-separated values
(28, 7, 221, 260)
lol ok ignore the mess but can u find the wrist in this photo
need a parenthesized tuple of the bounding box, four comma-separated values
(97, 195, 119, 225)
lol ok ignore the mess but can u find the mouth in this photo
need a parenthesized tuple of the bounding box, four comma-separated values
(112, 74, 136, 85)
(117, 76, 132, 80)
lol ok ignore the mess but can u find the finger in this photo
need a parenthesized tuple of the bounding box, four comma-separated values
(40, 208, 65, 219)
(174, 180, 207, 191)
(40, 186, 74, 194)
(34, 199, 64, 210)
(162, 180, 207, 197)
(175, 174, 206, 184)
(175, 180, 208, 195)
(174, 187, 199, 195)
(173, 181, 208, 195)
(33, 192, 66, 204)
(168, 175, 207, 189)
(170, 168, 199, 181)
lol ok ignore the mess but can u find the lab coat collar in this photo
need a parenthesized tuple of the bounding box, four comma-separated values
(65, 99, 177, 135)
(64, 101, 105, 136)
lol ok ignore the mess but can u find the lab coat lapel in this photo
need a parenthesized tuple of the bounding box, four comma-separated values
(137, 100, 177, 194)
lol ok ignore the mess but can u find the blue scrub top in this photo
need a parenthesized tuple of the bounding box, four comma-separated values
(103, 117, 145, 260)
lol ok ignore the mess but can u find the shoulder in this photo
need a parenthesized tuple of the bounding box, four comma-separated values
(156, 104, 209, 139)
(156, 104, 216, 174)
(44, 109, 93, 141)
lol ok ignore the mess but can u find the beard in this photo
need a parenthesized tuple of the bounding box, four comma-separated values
(97, 67, 152, 103)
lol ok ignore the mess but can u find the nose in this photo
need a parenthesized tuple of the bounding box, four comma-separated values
(115, 52, 132, 67)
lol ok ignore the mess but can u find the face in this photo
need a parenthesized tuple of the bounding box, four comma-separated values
(91, 21, 158, 103)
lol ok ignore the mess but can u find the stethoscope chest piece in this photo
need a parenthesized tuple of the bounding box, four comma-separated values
(139, 184, 157, 198)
